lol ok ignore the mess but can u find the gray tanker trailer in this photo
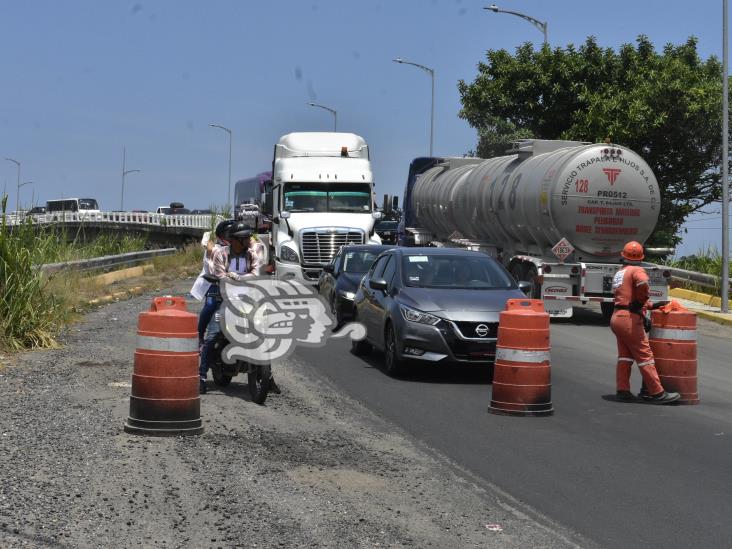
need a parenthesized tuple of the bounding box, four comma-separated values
(399, 139, 670, 319)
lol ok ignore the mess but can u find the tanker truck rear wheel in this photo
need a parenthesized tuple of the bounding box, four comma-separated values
(524, 265, 541, 299)
(511, 263, 541, 299)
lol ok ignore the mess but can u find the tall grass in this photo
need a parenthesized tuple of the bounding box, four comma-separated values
(0, 195, 64, 350)
(0, 196, 147, 350)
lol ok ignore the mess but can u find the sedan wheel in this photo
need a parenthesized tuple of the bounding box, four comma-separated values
(384, 324, 404, 377)
(331, 294, 343, 328)
(350, 311, 372, 355)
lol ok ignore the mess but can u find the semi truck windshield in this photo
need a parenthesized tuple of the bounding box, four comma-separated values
(283, 183, 371, 213)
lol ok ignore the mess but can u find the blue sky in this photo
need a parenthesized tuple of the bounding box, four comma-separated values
(0, 0, 729, 256)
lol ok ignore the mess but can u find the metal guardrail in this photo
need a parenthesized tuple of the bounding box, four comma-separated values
(663, 266, 732, 290)
(5, 211, 220, 229)
(40, 248, 178, 274)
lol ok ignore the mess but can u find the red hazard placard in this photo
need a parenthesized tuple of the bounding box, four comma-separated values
(551, 238, 575, 262)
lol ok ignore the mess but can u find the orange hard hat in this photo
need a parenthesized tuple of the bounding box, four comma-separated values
(621, 241, 644, 261)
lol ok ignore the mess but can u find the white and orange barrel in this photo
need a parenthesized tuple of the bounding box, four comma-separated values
(489, 299, 553, 417)
(650, 308, 699, 405)
(124, 296, 204, 435)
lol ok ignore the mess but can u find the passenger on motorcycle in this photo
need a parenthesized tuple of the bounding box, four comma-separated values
(199, 220, 240, 393)
(193, 219, 237, 347)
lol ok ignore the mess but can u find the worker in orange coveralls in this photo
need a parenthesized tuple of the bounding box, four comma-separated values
(610, 241, 680, 404)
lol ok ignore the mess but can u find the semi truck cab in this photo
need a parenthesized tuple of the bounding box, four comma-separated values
(268, 133, 382, 283)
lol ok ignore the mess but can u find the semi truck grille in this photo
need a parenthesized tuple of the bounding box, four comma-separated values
(300, 230, 364, 265)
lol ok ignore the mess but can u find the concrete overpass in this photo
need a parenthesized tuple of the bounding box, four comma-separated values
(5, 211, 220, 248)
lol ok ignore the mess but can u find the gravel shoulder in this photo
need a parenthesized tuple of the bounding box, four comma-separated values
(0, 280, 587, 548)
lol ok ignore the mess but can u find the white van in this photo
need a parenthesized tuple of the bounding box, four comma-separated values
(46, 198, 101, 220)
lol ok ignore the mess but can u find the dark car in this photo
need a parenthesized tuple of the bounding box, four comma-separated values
(318, 245, 394, 326)
(28, 206, 46, 215)
(351, 247, 530, 377)
(375, 220, 399, 244)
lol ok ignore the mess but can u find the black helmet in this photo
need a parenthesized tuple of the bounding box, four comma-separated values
(215, 219, 237, 239)
(230, 222, 252, 240)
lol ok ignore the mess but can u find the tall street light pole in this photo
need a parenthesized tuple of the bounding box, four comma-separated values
(120, 146, 141, 211)
(723, 0, 730, 313)
(210, 124, 233, 215)
(393, 58, 435, 157)
(484, 4, 548, 46)
(5, 157, 21, 214)
(308, 102, 337, 132)
(18, 181, 33, 214)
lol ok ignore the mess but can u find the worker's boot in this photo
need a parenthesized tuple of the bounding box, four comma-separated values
(642, 391, 680, 404)
(616, 390, 636, 402)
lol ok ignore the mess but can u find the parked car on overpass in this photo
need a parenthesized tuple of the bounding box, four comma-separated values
(318, 244, 394, 326)
(156, 202, 190, 215)
(351, 247, 530, 377)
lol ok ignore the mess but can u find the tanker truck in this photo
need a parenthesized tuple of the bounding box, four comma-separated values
(398, 139, 670, 319)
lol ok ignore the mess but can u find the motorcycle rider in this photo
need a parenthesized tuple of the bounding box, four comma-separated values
(610, 241, 680, 404)
(200, 223, 280, 394)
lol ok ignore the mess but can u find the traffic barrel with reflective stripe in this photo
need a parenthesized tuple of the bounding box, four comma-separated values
(124, 296, 204, 435)
(489, 299, 553, 417)
(650, 310, 699, 405)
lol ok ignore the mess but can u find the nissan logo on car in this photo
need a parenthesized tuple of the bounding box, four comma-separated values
(475, 324, 490, 337)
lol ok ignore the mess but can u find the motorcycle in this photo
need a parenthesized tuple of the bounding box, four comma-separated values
(208, 331, 271, 405)
(201, 274, 271, 405)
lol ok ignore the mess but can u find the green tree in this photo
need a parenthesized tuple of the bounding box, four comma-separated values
(457, 36, 725, 247)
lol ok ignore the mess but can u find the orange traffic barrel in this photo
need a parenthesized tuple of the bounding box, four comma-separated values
(489, 299, 553, 416)
(650, 309, 699, 405)
(124, 296, 204, 435)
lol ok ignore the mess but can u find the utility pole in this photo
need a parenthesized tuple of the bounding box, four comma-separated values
(722, 0, 730, 313)
(308, 103, 338, 132)
(5, 158, 21, 214)
(484, 4, 548, 47)
(210, 124, 233, 215)
(393, 58, 435, 156)
(120, 146, 141, 211)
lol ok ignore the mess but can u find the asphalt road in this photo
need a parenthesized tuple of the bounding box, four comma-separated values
(296, 305, 732, 549)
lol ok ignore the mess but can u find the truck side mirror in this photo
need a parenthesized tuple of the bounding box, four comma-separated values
(372, 211, 382, 220)
(280, 210, 291, 219)
(262, 179, 273, 216)
(518, 281, 532, 294)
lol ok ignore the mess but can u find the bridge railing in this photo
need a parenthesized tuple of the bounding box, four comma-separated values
(4, 211, 221, 230)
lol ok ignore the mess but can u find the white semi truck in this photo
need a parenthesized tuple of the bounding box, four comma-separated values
(266, 132, 382, 283)
(399, 139, 671, 319)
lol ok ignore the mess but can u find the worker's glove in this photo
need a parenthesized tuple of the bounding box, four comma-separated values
(650, 300, 670, 310)
(643, 314, 652, 333)
(225, 271, 240, 280)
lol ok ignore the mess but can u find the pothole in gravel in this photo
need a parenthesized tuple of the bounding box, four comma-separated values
(75, 360, 126, 368)
(287, 466, 388, 492)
